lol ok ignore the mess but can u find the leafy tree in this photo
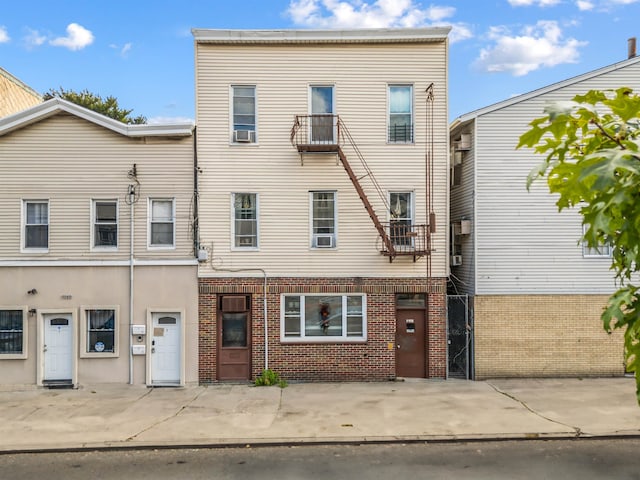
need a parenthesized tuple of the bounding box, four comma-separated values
(43, 87, 147, 124)
(518, 87, 640, 402)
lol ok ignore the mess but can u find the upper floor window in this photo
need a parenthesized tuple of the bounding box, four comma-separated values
(582, 224, 612, 258)
(149, 199, 175, 248)
(93, 200, 118, 249)
(23, 200, 49, 251)
(310, 85, 335, 143)
(310, 191, 336, 248)
(232, 86, 256, 143)
(389, 191, 414, 247)
(232, 193, 258, 249)
(388, 85, 413, 143)
(0, 308, 26, 358)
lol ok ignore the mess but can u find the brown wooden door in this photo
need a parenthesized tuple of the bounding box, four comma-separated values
(395, 309, 426, 378)
(217, 296, 251, 380)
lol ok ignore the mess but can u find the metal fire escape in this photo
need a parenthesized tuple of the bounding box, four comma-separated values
(290, 114, 429, 262)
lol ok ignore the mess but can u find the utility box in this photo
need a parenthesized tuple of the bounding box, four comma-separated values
(132, 345, 146, 355)
(131, 324, 146, 335)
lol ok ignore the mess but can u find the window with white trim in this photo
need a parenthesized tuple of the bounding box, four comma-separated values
(388, 85, 413, 143)
(232, 86, 256, 143)
(582, 224, 612, 258)
(0, 309, 26, 358)
(281, 294, 366, 341)
(310, 191, 336, 248)
(93, 200, 118, 248)
(23, 200, 49, 250)
(149, 199, 175, 248)
(232, 193, 258, 248)
(80, 307, 118, 357)
(389, 191, 414, 247)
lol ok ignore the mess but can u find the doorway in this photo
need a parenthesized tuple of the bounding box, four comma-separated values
(42, 313, 74, 385)
(217, 295, 252, 381)
(150, 312, 182, 385)
(395, 293, 427, 378)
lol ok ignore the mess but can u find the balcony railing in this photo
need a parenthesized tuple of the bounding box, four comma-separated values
(380, 223, 428, 258)
(290, 114, 341, 152)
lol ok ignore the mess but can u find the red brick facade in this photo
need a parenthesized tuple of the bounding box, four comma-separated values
(198, 276, 447, 383)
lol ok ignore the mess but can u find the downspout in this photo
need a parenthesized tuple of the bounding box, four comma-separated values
(128, 186, 134, 385)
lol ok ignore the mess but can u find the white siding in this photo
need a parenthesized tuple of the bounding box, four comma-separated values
(196, 41, 449, 278)
(473, 60, 640, 294)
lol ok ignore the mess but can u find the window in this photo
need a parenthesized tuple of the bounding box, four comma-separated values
(310, 85, 335, 143)
(310, 191, 336, 248)
(149, 199, 175, 248)
(0, 309, 26, 358)
(80, 307, 118, 357)
(389, 191, 414, 247)
(93, 200, 118, 248)
(582, 224, 612, 258)
(232, 86, 256, 143)
(232, 193, 258, 249)
(23, 200, 48, 250)
(281, 294, 366, 341)
(388, 85, 413, 143)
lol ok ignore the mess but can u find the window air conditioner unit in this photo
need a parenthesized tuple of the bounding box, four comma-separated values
(450, 255, 463, 266)
(314, 234, 334, 248)
(454, 133, 471, 151)
(233, 130, 256, 143)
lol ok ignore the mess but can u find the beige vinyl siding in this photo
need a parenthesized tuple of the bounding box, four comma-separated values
(474, 61, 640, 294)
(0, 113, 194, 259)
(196, 41, 448, 277)
(0, 71, 41, 118)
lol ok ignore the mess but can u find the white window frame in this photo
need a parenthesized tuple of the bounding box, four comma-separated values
(280, 294, 367, 343)
(21, 199, 49, 253)
(230, 85, 258, 145)
(309, 191, 338, 249)
(80, 306, 119, 358)
(231, 193, 260, 250)
(387, 84, 414, 144)
(388, 190, 415, 247)
(0, 306, 28, 359)
(309, 84, 337, 143)
(582, 224, 612, 258)
(148, 198, 176, 249)
(91, 199, 118, 251)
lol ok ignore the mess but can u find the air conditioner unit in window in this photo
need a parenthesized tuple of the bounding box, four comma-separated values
(233, 129, 256, 143)
(450, 255, 463, 266)
(314, 234, 334, 248)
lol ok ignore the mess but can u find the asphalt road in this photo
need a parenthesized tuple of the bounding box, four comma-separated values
(2, 439, 640, 479)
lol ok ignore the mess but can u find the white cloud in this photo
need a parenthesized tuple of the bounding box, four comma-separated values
(23, 28, 46, 49)
(0, 26, 9, 43)
(110, 42, 132, 57)
(147, 116, 194, 125)
(576, 0, 595, 9)
(286, 0, 471, 42)
(50, 23, 94, 50)
(474, 20, 587, 76)
(508, 0, 561, 5)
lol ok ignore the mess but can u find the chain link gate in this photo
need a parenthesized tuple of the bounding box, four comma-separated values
(447, 295, 473, 379)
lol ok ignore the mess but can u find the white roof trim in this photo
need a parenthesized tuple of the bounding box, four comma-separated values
(452, 55, 640, 124)
(0, 97, 194, 137)
(193, 27, 450, 44)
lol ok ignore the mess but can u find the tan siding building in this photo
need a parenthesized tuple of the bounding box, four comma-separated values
(449, 56, 640, 379)
(0, 67, 41, 117)
(0, 98, 199, 387)
(194, 28, 451, 382)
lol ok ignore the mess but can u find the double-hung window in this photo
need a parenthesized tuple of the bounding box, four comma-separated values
(232, 86, 256, 143)
(232, 193, 258, 249)
(281, 294, 366, 342)
(0, 308, 26, 358)
(93, 200, 118, 248)
(23, 200, 49, 250)
(149, 199, 175, 248)
(81, 307, 117, 357)
(389, 191, 414, 248)
(388, 85, 413, 143)
(582, 224, 612, 258)
(311, 191, 336, 248)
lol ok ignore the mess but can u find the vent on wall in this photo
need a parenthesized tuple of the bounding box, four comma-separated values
(221, 295, 248, 312)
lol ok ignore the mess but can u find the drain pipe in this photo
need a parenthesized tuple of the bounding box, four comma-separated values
(128, 186, 135, 385)
(210, 261, 269, 370)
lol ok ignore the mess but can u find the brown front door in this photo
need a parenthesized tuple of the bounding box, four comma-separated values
(217, 295, 251, 380)
(395, 309, 426, 378)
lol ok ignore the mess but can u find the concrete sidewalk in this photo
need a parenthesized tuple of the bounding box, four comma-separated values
(1, 377, 639, 453)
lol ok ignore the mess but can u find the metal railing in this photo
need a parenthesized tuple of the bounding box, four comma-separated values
(380, 223, 428, 256)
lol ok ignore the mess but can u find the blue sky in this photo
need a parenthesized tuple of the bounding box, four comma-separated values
(2, 0, 639, 123)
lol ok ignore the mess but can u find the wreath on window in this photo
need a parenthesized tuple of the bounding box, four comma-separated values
(319, 303, 331, 334)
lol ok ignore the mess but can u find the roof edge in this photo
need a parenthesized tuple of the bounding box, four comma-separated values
(0, 98, 194, 137)
(192, 27, 451, 44)
(0, 67, 42, 100)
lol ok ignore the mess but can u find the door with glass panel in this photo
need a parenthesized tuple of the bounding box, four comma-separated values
(218, 295, 251, 380)
(310, 85, 335, 143)
(151, 313, 181, 385)
(43, 313, 73, 384)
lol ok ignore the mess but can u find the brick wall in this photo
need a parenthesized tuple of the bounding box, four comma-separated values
(198, 276, 446, 383)
(474, 294, 625, 379)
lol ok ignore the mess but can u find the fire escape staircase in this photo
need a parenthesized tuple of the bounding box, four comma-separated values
(290, 114, 429, 262)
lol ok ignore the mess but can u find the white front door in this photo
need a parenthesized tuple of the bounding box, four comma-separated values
(43, 313, 73, 382)
(151, 313, 181, 385)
